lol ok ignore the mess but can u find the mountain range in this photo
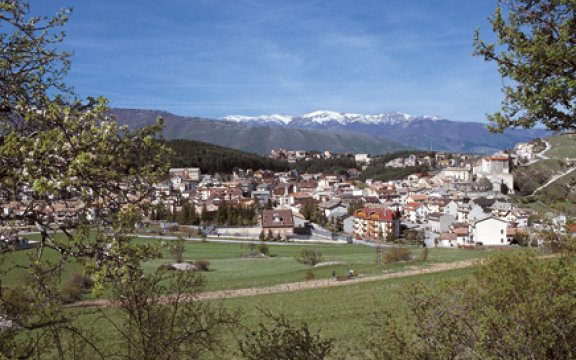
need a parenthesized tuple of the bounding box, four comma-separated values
(111, 109, 411, 155)
(112, 109, 548, 155)
(220, 110, 549, 154)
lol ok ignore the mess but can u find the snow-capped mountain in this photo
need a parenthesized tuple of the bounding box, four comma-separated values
(220, 110, 444, 128)
(220, 110, 547, 154)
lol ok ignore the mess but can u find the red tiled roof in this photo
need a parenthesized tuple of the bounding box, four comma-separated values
(405, 202, 423, 211)
(354, 208, 397, 221)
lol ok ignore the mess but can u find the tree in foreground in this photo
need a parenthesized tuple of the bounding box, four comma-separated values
(474, 0, 575, 132)
(0, 1, 172, 358)
(362, 252, 576, 359)
(105, 270, 237, 360)
(238, 313, 333, 360)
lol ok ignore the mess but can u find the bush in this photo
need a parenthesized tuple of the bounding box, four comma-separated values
(238, 313, 333, 359)
(383, 247, 412, 264)
(60, 273, 94, 304)
(258, 244, 269, 256)
(295, 249, 323, 266)
(365, 253, 576, 359)
(193, 260, 210, 272)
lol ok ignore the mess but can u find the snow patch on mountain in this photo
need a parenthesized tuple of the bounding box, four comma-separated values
(221, 114, 293, 126)
(219, 111, 447, 126)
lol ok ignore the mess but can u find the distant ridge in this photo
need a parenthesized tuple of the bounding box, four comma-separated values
(111, 109, 412, 155)
(220, 110, 549, 154)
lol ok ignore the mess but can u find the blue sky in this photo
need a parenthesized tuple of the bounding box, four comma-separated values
(33, 0, 502, 122)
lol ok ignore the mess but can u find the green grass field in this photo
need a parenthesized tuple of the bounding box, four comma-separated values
(64, 266, 477, 358)
(545, 134, 576, 159)
(2, 238, 538, 358)
(2, 237, 490, 292)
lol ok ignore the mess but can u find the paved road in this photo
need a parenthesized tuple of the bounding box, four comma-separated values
(524, 139, 551, 166)
(134, 234, 347, 246)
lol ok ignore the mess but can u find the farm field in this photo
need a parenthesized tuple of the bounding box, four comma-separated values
(2, 235, 492, 291)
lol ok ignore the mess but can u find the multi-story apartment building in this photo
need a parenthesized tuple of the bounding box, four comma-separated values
(353, 207, 400, 241)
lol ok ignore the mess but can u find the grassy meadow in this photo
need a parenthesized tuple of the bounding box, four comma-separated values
(1, 236, 491, 291)
(2, 236, 540, 357)
(545, 134, 576, 159)
(65, 266, 478, 358)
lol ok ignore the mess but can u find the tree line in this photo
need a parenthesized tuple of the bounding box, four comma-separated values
(152, 200, 258, 226)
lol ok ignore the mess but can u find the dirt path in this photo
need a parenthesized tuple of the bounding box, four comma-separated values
(533, 166, 576, 194)
(74, 259, 480, 308)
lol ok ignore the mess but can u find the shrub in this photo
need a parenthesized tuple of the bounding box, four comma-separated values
(193, 260, 210, 272)
(258, 244, 269, 256)
(238, 313, 333, 359)
(295, 249, 323, 266)
(60, 273, 94, 304)
(383, 247, 412, 264)
(365, 253, 576, 359)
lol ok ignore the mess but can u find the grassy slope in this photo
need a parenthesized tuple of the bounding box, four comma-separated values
(513, 134, 576, 214)
(545, 134, 576, 159)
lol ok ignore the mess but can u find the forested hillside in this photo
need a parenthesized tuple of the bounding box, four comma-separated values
(167, 139, 290, 173)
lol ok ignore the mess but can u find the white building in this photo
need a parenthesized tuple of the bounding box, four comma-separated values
(169, 168, 200, 182)
(470, 217, 509, 246)
(439, 167, 471, 182)
(354, 154, 371, 165)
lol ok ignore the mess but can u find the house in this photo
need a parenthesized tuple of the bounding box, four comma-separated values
(355, 154, 371, 165)
(428, 213, 455, 233)
(444, 200, 459, 218)
(342, 215, 355, 235)
(169, 167, 201, 182)
(318, 198, 348, 219)
(472, 156, 514, 194)
(507, 208, 531, 228)
(261, 209, 294, 238)
(451, 225, 470, 245)
(404, 202, 427, 223)
(439, 167, 471, 182)
(437, 232, 458, 247)
(469, 203, 490, 223)
(470, 217, 508, 246)
(251, 190, 272, 208)
(352, 207, 400, 241)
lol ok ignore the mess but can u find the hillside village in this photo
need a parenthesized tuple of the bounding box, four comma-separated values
(2, 136, 573, 251)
